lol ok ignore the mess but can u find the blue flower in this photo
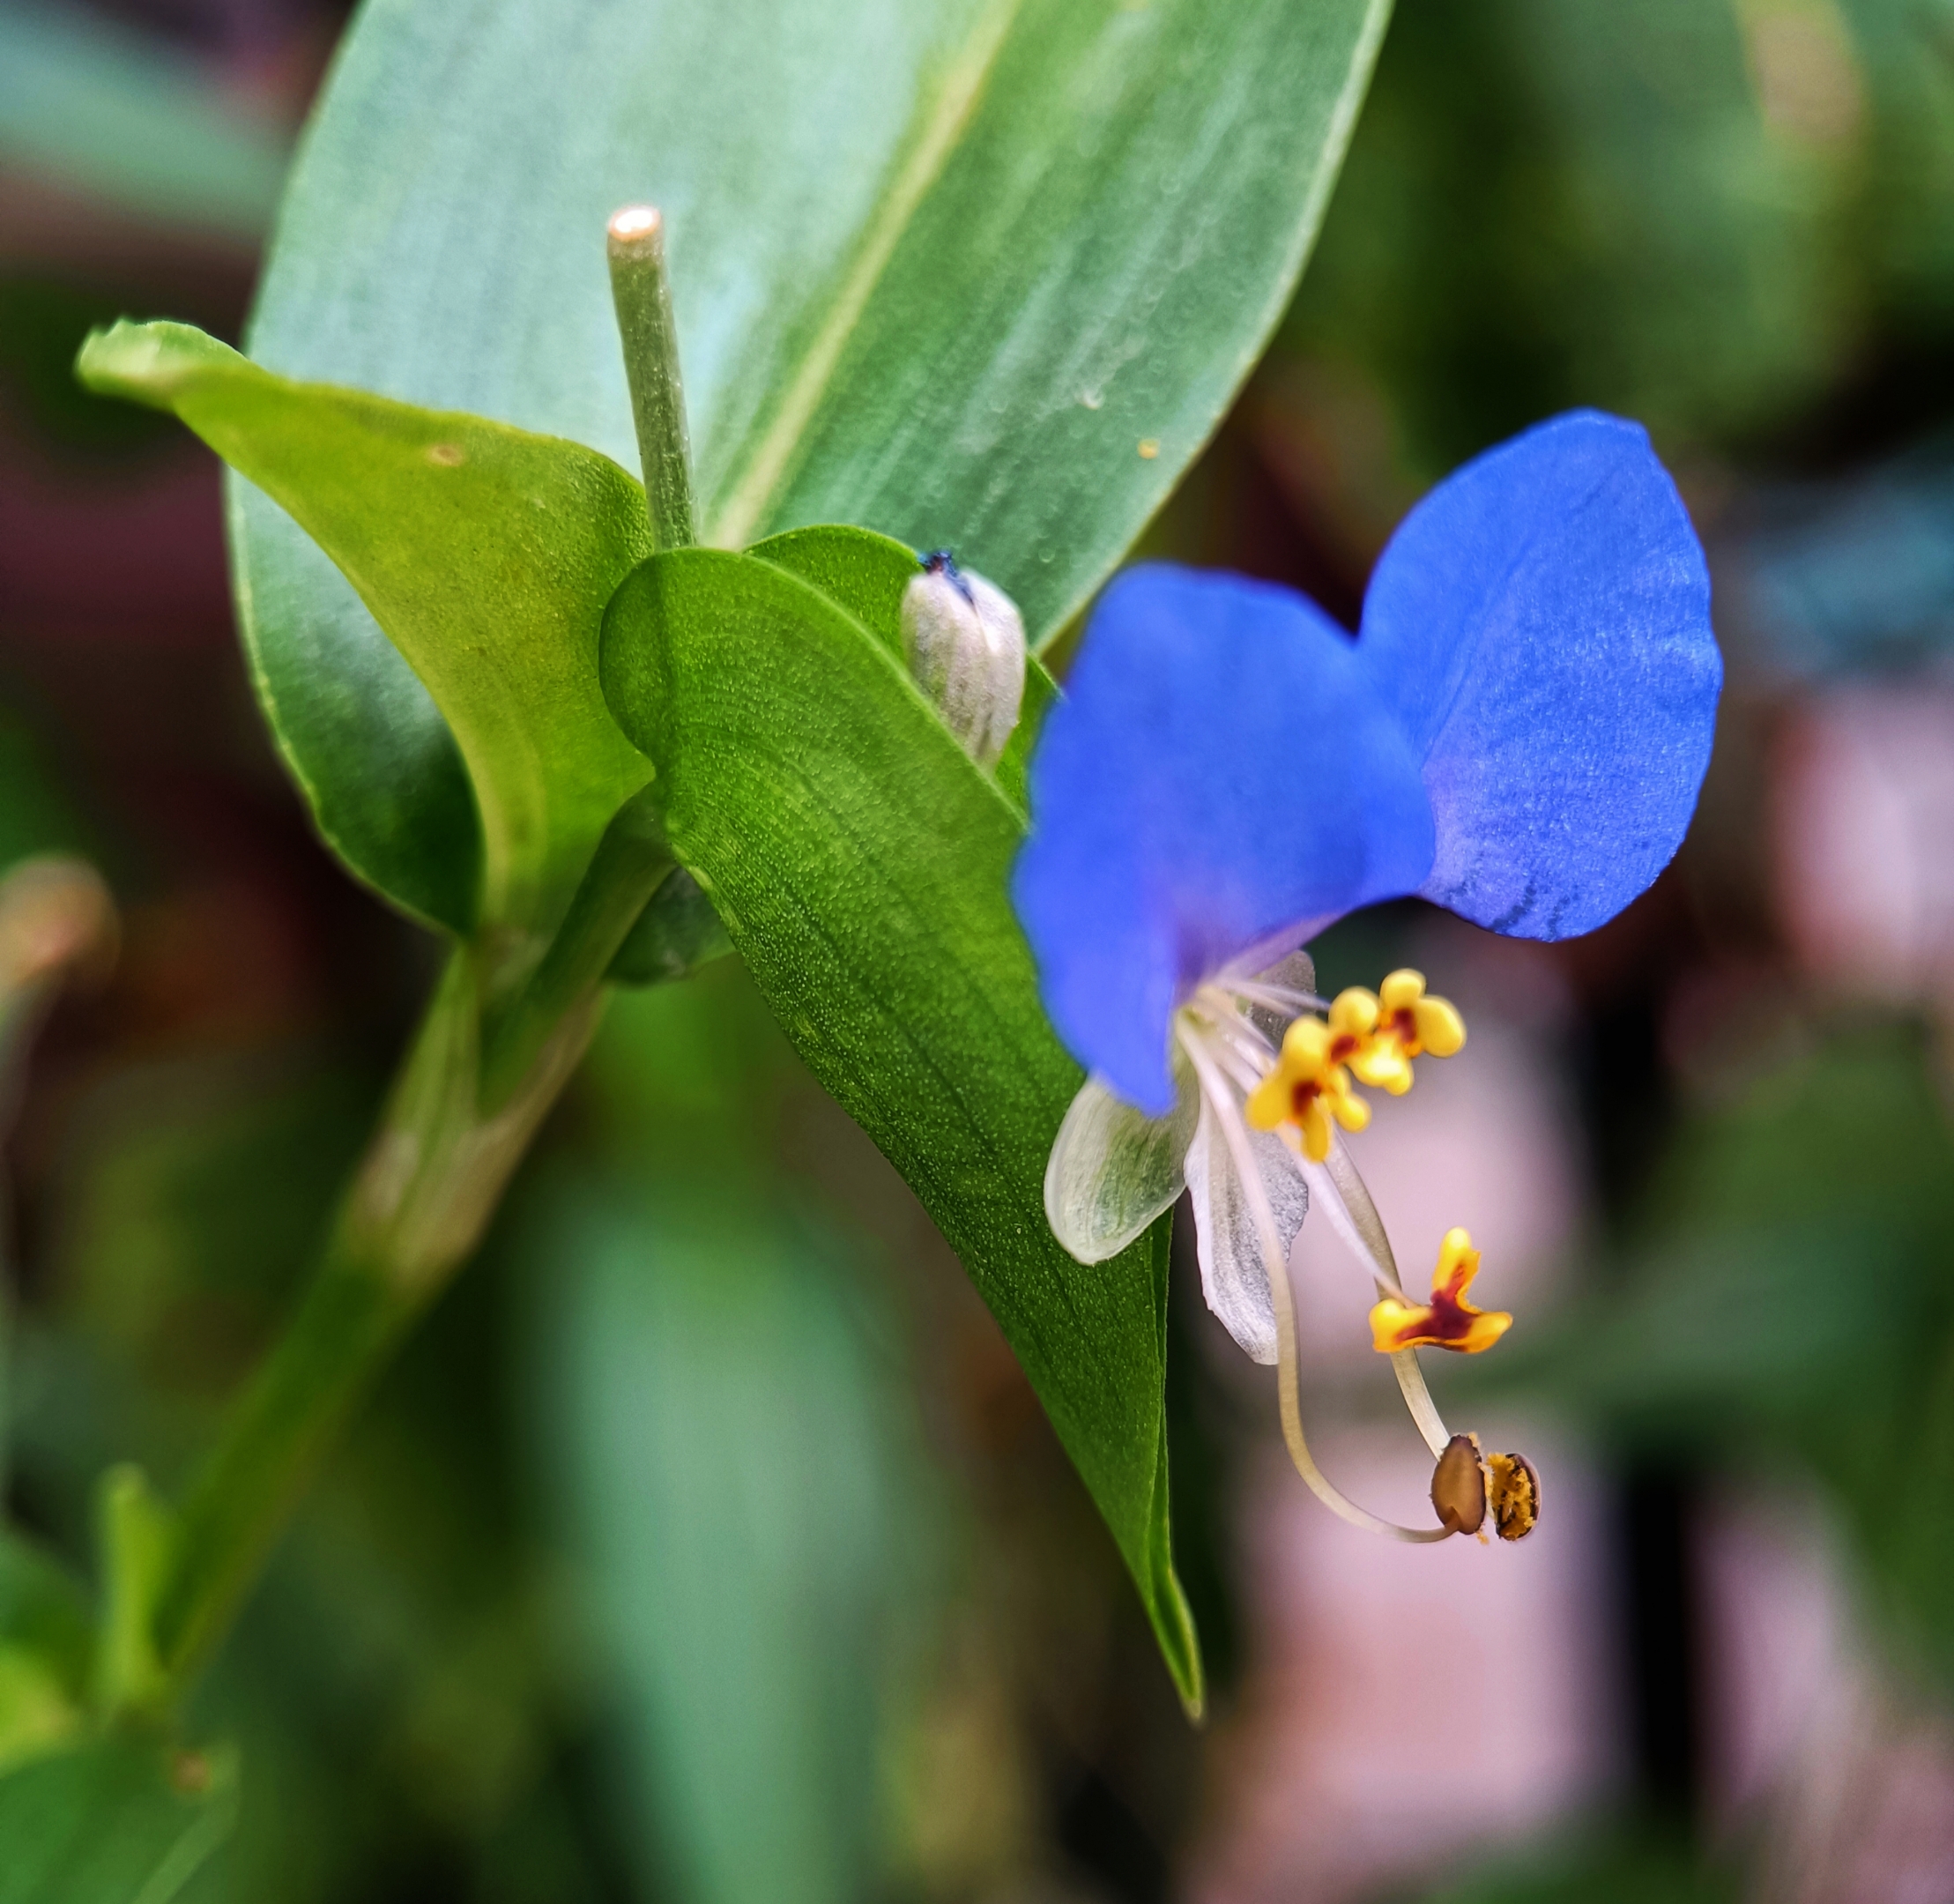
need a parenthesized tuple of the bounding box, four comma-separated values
(1010, 410, 1720, 1543)
(1015, 409, 1720, 1116)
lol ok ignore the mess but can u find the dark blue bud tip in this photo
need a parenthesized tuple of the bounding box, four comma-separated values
(922, 548, 977, 606)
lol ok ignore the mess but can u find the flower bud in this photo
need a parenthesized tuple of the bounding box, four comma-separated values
(901, 551, 1027, 769)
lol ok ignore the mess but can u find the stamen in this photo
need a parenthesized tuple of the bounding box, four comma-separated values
(1200, 1006, 1277, 1070)
(1432, 1435, 1543, 1542)
(1170, 968, 1533, 1538)
(1178, 1027, 1452, 1543)
(1430, 1434, 1487, 1536)
(1193, 1025, 1266, 1098)
(1292, 1134, 1456, 1460)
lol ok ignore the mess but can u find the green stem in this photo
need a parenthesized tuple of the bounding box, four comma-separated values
(479, 787, 672, 1112)
(152, 948, 601, 1688)
(607, 205, 696, 551)
(132, 209, 707, 1699)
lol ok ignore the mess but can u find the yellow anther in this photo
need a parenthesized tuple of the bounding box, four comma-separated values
(1326, 985, 1378, 1046)
(1245, 1013, 1371, 1162)
(1369, 1227, 1512, 1355)
(1348, 968, 1465, 1096)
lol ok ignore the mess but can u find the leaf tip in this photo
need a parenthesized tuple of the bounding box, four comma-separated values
(1163, 1582, 1207, 1725)
(73, 318, 233, 412)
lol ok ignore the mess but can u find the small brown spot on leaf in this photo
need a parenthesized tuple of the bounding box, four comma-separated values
(1137, 437, 1160, 459)
(427, 443, 465, 467)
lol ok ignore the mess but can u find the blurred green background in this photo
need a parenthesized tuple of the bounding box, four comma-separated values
(4, 0, 1954, 1898)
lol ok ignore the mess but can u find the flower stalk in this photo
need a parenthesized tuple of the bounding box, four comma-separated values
(146, 948, 602, 1692)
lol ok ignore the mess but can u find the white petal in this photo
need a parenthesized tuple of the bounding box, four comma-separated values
(1184, 1097, 1309, 1365)
(1044, 1066, 1199, 1263)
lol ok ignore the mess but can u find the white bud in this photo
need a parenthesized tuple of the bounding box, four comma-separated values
(901, 552, 1027, 769)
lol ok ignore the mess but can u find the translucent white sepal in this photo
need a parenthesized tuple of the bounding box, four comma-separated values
(1044, 1065, 1199, 1264)
(1184, 1093, 1308, 1365)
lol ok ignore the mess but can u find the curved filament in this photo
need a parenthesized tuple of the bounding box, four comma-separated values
(1178, 1030, 1452, 1543)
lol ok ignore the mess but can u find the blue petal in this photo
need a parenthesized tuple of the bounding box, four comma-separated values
(1359, 410, 1720, 939)
(1012, 567, 1430, 1114)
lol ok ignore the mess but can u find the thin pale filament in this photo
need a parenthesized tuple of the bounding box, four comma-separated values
(1211, 1015, 1277, 1068)
(1209, 1039, 1266, 1097)
(1181, 1000, 1272, 1096)
(1200, 993, 1454, 1464)
(1187, 990, 1279, 1067)
(1178, 1030, 1451, 1543)
(1225, 978, 1327, 1015)
(1296, 1133, 1452, 1460)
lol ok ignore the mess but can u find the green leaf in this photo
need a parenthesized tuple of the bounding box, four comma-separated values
(529, 1171, 919, 1904)
(0, 1736, 236, 1904)
(600, 547, 1199, 1708)
(77, 320, 653, 940)
(747, 526, 920, 658)
(232, 0, 1387, 924)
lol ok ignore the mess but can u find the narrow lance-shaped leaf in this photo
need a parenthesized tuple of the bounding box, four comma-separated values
(231, 0, 1388, 919)
(78, 320, 653, 941)
(599, 547, 1200, 1710)
(532, 1177, 914, 1904)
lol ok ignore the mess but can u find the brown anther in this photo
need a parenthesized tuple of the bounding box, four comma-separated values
(1486, 1451, 1541, 1542)
(1430, 1432, 1486, 1536)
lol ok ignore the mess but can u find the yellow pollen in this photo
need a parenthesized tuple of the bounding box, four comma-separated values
(1486, 1451, 1541, 1541)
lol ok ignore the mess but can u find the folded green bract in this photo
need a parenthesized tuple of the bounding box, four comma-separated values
(601, 531, 1198, 1706)
(79, 320, 653, 947)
